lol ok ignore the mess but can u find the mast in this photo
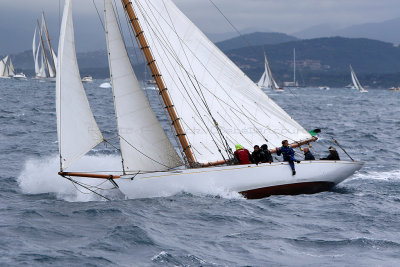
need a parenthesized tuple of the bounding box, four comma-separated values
(120, 0, 195, 167)
(42, 12, 56, 75)
(37, 20, 50, 78)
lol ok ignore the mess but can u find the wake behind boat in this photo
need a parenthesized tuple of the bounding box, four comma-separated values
(56, 0, 363, 200)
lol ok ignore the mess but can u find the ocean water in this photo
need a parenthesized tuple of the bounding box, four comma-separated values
(0, 78, 399, 266)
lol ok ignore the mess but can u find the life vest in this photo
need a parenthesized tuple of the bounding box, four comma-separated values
(235, 148, 251, 164)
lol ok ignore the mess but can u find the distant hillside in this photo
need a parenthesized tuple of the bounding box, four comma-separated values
(228, 37, 400, 73)
(5, 34, 400, 87)
(294, 17, 400, 45)
(216, 32, 298, 51)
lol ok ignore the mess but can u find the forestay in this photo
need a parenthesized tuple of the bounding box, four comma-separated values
(104, 0, 182, 172)
(56, 0, 103, 170)
(133, 0, 311, 163)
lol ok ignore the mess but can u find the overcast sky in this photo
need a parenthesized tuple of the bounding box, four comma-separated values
(1, 0, 399, 53)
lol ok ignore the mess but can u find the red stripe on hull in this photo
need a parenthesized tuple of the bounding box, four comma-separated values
(239, 182, 335, 199)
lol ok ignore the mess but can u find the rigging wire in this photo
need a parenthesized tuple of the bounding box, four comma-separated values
(92, 0, 105, 31)
(123, 2, 190, 166)
(134, 0, 305, 156)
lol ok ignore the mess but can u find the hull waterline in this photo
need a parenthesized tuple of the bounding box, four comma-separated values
(113, 160, 364, 199)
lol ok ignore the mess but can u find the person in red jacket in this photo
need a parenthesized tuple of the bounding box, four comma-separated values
(233, 144, 253, 165)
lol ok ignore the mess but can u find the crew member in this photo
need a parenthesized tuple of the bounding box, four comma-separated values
(261, 144, 273, 162)
(276, 140, 298, 175)
(303, 147, 315, 160)
(252, 145, 266, 164)
(234, 144, 253, 165)
(321, 146, 340, 160)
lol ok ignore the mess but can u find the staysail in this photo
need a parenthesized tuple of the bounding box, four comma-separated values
(104, 0, 182, 172)
(56, 0, 103, 170)
(133, 0, 311, 163)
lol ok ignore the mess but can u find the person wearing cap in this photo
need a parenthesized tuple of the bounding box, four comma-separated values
(321, 146, 340, 160)
(276, 140, 298, 175)
(234, 144, 253, 165)
(260, 144, 273, 162)
(303, 147, 315, 160)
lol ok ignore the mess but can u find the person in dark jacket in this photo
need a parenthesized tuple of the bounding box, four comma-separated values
(252, 145, 266, 164)
(321, 146, 340, 160)
(303, 147, 315, 160)
(234, 144, 253, 165)
(260, 144, 273, 162)
(276, 140, 298, 175)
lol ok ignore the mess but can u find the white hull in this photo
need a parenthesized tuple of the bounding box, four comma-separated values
(115, 160, 363, 199)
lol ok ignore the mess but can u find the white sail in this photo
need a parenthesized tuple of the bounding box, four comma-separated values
(350, 65, 367, 92)
(48, 58, 55, 77)
(0, 56, 9, 77)
(257, 71, 267, 88)
(134, 0, 311, 163)
(35, 40, 42, 76)
(42, 13, 56, 77)
(104, 0, 182, 172)
(8, 58, 15, 76)
(56, 0, 104, 170)
(38, 48, 46, 78)
(52, 49, 58, 70)
(259, 52, 280, 90)
(33, 26, 40, 75)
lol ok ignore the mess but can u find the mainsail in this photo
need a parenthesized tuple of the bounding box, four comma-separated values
(56, 0, 103, 170)
(350, 65, 367, 92)
(104, 0, 182, 172)
(132, 0, 311, 164)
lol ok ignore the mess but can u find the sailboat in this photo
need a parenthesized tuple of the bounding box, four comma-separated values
(350, 65, 368, 93)
(32, 12, 57, 81)
(257, 51, 283, 91)
(0, 55, 15, 78)
(56, 0, 363, 200)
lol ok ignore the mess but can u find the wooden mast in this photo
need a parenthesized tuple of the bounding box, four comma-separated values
(42, 12, 56, 75)
(37, 20, 50, 78)
(120, 0, 195, 167)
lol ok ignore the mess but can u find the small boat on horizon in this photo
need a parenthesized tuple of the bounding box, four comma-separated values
(13, 72, 27, 80)
(82, 75, 93, 83)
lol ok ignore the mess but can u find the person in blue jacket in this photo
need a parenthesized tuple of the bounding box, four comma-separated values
(276, 140, 299, 175)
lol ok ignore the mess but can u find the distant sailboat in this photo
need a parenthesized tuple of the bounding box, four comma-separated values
(257, 51, 283, 91)
(0, 56, 15, 78)
(56, 0, 363, 200)
(350, 65, 368, 93)
(32, 12, 57, 80)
